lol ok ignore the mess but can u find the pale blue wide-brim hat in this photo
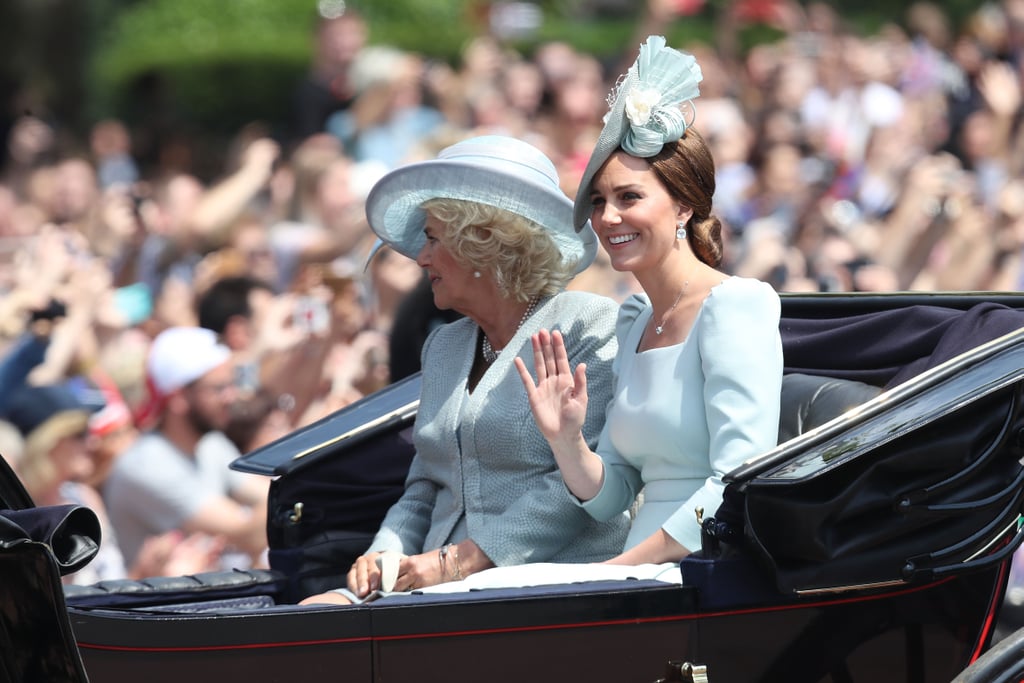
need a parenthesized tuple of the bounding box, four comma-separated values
(573, 36, 703, 231)
(366, 135, 598, 275)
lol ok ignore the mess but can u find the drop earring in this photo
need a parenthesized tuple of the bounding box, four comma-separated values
(473, 271, 481, 278)
(676, 222, 687, 240)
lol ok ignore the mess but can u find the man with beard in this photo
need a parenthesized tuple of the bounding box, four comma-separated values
(103, 327, 269, 572)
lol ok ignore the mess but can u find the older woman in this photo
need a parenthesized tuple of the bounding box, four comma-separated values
(301, 135, 628, 604)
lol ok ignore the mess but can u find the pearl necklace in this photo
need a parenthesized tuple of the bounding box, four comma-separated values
(654, 279, 691, 335)
(482, 297, 539, 363)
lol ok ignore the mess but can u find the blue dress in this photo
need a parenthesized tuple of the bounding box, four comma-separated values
(582, 276, 783, 552)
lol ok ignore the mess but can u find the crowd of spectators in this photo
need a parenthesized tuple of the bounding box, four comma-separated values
(2, 0, 1024, 583)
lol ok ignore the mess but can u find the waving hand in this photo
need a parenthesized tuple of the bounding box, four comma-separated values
(514, 329, 589, 450)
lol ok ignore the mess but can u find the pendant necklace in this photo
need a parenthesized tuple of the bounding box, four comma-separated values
(482, 296, 539, 363)
(654, 279, 691, 335)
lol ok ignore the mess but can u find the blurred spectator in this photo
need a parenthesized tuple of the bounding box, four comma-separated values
(89, 119, 139, 190)
(286, 262, 392, 423)
(45, 157, 101, 232)
(133, 136, 280, 326)
(84, 374, 135, 490)
(222, 388, 292, 455)
(4, 382, 219, 583)
(902, 1, 965, 98)
(0, 228, 127, 410)
(196, 274, 278, 386)
(133, 171, 206, 324)
(2, 114, 57, 197)
(387, 272, 463, 382)
(196, 273, 331, 436)
(449, 35, 529, 135)
(103, 326, 269, 571)
(957, 59, 1021, 208)
(0, 419, 24, 474)
(219, 213, 283, 288)
(0, 316, 52, 416)
(735, 141, 814, 240)
(362, 240, 424, 334)
(325, 46, 445, 171)
(534, 50, 607, 195)
(497, 59, 547, 134)
(288, 8, 369, 145)
(801, 35, 905, 171)
(5, 383, 124, 583)
(266, 137, 376, 293)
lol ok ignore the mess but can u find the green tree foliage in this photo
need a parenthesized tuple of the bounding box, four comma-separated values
(88, 0, 493, 135)
(90, 0, 319, 133)
(62, 0, 1004, 147)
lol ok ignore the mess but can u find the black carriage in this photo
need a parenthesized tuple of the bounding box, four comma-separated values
(4, 291, 1024, 683)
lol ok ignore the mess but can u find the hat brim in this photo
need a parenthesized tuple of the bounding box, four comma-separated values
(366, 158, 598, 275)
(26, 410, 90, 458)
(573, 73, 633, 232)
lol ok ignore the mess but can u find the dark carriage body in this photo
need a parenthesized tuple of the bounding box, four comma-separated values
(5, 292, 1024, 682)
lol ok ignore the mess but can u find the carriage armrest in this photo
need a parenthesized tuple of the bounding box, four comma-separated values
(136, 595, 278, 613)
(778, 373, 882, 443)
(682, 549, 786, 609)
(63, 568, 287, 609)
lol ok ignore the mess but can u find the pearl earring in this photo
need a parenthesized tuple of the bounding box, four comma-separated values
(676, 222, 687, 240)
(473, 271, 481, 278)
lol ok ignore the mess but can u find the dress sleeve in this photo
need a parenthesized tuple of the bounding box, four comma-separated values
(367, 455, 440, 556)
(580, 295, 647, 522)
(367, 325, 448, 556)
(662, 278, 783, 550)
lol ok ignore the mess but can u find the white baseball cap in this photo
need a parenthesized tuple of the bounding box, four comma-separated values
(146, 327, 231, 396)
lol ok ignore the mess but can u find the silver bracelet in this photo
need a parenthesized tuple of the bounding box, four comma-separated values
(439, 544, 450, 580)
(450, 543, 463, 581)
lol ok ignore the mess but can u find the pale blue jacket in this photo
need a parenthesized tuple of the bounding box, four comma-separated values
(368, 290, 630, 565)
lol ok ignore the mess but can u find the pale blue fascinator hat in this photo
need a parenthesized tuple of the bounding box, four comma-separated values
(366, 135, 598, 275)
(573, 35, 704, 231)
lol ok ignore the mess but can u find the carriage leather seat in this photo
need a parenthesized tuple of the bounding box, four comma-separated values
(777, 372, 883, 444)
(64, 568, 287, 609)
(682, 373, 887, 607)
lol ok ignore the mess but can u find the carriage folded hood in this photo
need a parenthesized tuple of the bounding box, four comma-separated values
(0, 456, 93, 683)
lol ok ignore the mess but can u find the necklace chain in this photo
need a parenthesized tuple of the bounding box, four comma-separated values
(482, 297, 539, 363)
(654, 279, 691, 335)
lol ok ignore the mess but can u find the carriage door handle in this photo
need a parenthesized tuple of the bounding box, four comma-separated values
(654, 660, 709, 682)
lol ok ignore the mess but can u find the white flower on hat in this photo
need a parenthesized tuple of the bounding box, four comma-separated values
(624, 87, 662, 127)
(619, 36, 704, 158)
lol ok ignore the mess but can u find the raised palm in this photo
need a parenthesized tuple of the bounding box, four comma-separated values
(514, 329, 589, 446)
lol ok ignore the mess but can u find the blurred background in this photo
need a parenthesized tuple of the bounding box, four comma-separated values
(0, 0, 985, 176)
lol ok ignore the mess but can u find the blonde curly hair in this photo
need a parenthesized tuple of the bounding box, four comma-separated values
(422, 198, 576, 302)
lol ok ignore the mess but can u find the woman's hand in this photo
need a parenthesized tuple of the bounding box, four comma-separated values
(348, 549, 445, 595)
(514, 329, 589, 449)
(347, 551, 384, 597)
(389, 551, 443, 592)
(391, 539, 494, 591)
(347, 548, 447, 596)
(348, 541, 495, 596)
(602, 529, 690, 566)
(515, 328, 607, 500)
